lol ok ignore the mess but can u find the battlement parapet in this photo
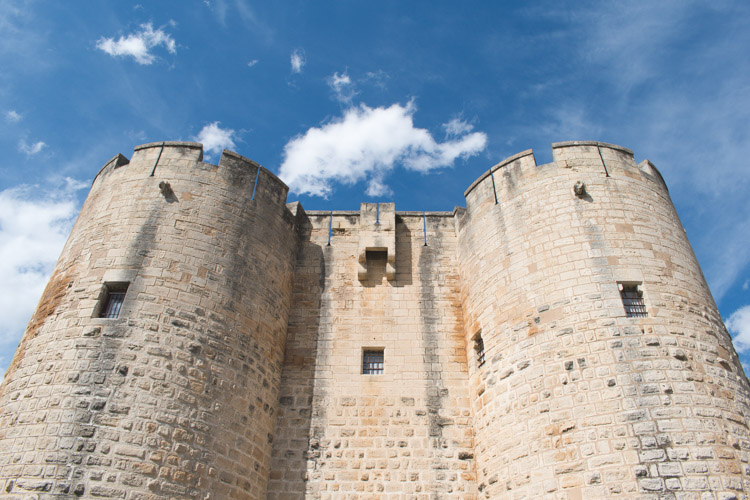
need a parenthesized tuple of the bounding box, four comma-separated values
(131, 140, 204, 165)
(91, 153, 130, 186)
(3, 138, 750, 499)
(464, 149, 535, 198)
(464, 141, 668, 207)
(219, 149, 260, 172)
(133, 140, 204, 152)
(551, 140, 633, 156)
(91, 141, 291, 207)
(638, 158, 669, 192)
(304, 210, 455, 218)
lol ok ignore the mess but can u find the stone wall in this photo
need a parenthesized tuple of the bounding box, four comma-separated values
(268, 209, 477, 498)
(0, 143, 301, 498)
(1, 141, 748, 499)
(456, 142, 750, 498)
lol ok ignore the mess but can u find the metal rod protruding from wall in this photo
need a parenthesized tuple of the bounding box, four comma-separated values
(490, 169, 499, 204)
(251, 168, 261, 199)
(327, 211, 333, 246)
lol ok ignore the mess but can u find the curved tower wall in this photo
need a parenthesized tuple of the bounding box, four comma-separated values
(456, 142, 750, 498)
(0, 142, 301, 498)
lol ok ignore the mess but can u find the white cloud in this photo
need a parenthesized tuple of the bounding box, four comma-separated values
(290, 48, 305, 73)
(327, 71, 357, 103)
(247, 59, 258, 68)
(443, 118, 474, 137)
(18, 139, 46, 156)
(516, 1, 750, 302)
(278, 102, 488, 198)
(206, 0, 273, 41)
(96, 23, 176, 65)
(5, 110, 21, 122)
(194, 121, 236, 156)
(0, 178, 84, 345)
(365, 174, 391, 198)
(727, 305, 750, 353)
(743, 280, 749, 291)
(363, 70, 389, 89)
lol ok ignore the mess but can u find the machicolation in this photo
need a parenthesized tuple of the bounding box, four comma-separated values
(0, 140, 749, 499)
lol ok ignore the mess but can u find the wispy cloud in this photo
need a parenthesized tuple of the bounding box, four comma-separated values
(578, 1, 699, 93)
(18, 139, 46, 156)
(193, 121, 236, 157)
(727, 305, 750, 353)
(206, 0, 273, 40)
(5, 110, 21, 122)
(363, 70, 389, 89)
(0, 178, 84, 345)
(0, 0, 51, 73)
(96, 23, 176, 65)
(290, 48, 305, 74)
(531, 1, 750, 303)
(327, 71, 357, 104)
(247, 59, 258, 68)
(279, 101, 488, 198)
(443, 117, 474, 137)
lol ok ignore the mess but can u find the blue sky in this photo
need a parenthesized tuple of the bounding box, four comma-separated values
(1, 1, 750, 373)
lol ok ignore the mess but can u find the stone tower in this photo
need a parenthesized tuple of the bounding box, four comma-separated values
(455, 142, 750, 497)
(0, 142, 304, 497)
(0, 140, 749, 499)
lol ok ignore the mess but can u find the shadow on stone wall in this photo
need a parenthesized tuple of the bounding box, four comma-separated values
(267, 216, 325, 497)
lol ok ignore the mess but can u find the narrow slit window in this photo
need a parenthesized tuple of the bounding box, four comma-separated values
(98, 283, 129, 319)
(620, 283, 647, 317)
(475, 336, 486, 368)
(362, 349, 384, 375)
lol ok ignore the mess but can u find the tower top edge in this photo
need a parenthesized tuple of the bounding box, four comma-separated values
(551, 140, 633, 155)
(134, 141, 203, 151)
(464, 141, 638, 199)
(93, 142, 290, 196)
(464, 149, 535, 198)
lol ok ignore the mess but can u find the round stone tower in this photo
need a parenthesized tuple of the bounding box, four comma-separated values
(0, 142, 302, 498)
(456, 142, 750, 498)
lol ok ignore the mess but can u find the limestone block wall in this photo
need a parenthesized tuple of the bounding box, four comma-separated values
(268, 210, 477, 499)
(456, 142, 750, 498)
(0, 143, 301, 498)
(0, 139, 748, 500)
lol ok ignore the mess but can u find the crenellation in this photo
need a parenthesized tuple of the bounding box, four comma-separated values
(1, 140, 749, 499)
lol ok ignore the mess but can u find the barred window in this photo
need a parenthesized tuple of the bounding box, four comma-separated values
(475, 336, 486, 368)
(98, 283, 129, 319)
(362, 349, 384, 375)
(620, 284, 647, 317)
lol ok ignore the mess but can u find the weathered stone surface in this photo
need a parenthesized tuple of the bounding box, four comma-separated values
(1, 141, 749, 499)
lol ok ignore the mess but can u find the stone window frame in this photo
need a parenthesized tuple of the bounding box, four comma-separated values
(619, 282, 647, 318)
(472, 330, 486, 368)
(94, 281, 130, 319)
(362, 348, 384, 375)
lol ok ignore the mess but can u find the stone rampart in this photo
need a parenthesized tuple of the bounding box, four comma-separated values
(1, 141, 748, 499)
(456, 142, 750, 498)
(0, 142, 301, 498)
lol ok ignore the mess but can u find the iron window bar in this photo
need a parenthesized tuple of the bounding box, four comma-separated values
(620, 285, 647, 317)
(100, 291, 126, 319)
(362, 350, 384, 375)
(475, 337, 486, 368)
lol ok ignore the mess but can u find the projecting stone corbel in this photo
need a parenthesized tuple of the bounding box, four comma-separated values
(357, 202, 396, 281)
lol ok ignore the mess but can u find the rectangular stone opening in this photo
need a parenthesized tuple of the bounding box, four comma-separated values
(474, 334, 486, 368)
(96, 282, 130, 319)
(619, 282, 647, 318)
(362, 349, 384, 375)
(362, 250, 388, 282)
